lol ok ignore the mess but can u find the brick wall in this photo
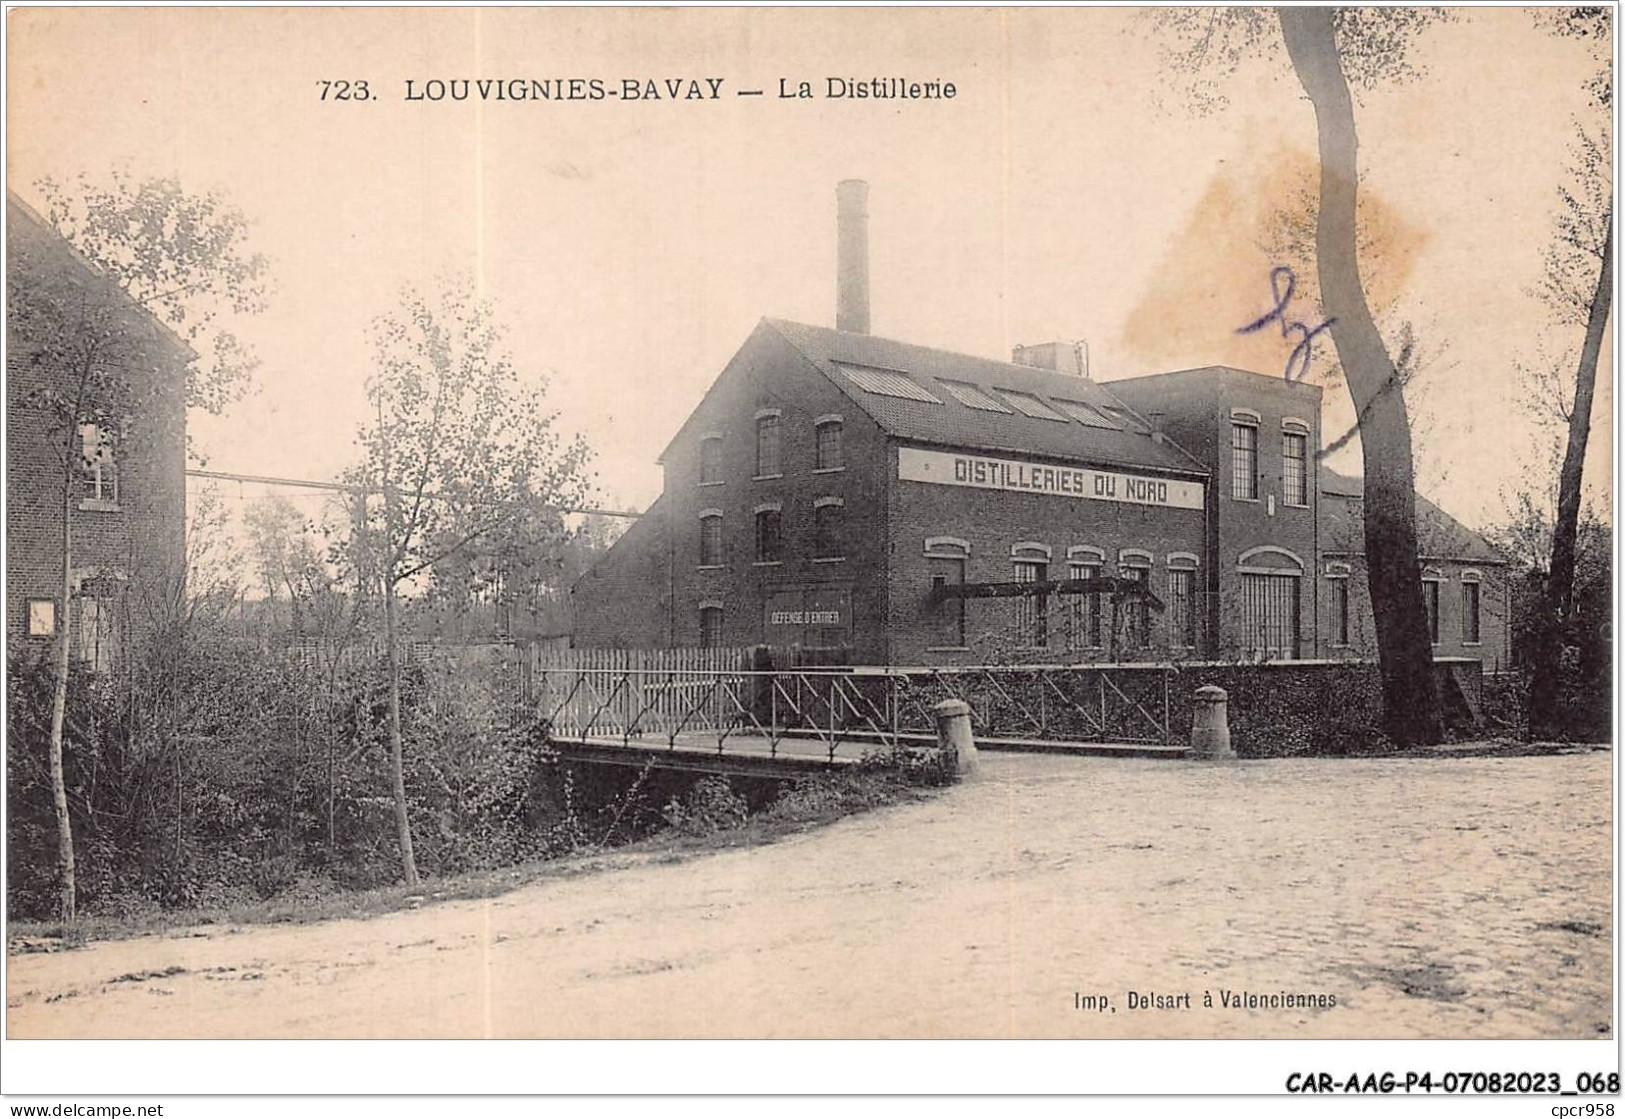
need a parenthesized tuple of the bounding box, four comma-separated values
(1320, 549, 1513, 670)
(883, 442, 1207, 664)
(1105, 366, 1325, 658)
(6, 204, 188, 656)
(568, 496, 673, 648)
(572, 321, 893, 660)
(575, 336, 1512, 671)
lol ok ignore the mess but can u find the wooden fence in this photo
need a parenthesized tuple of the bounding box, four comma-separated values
(530, 646, 753, 740)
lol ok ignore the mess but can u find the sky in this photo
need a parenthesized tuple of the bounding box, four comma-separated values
(6, 6, 1613, 536)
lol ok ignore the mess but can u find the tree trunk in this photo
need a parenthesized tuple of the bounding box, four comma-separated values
(382, 574, 420, 887)
(48, 468, 78, 923)
(1279, 6, 1443, 746)
(1529, 212, 1613, 738)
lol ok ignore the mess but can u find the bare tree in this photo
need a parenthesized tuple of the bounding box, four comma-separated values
(7, 175, 267, 919)
(1147, 8, 1451, 744)
(1526, 7, 1613, 738)
(344, 279, 593, 886)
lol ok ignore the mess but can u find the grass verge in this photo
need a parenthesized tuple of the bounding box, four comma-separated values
(8, 761, 947, 955)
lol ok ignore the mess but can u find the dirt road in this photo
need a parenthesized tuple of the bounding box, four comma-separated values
(6, 751, 1612, 1039)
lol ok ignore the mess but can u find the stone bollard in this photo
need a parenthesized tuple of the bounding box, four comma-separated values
(1190, 685, 1235, 759)
(933, 698, 978, 777)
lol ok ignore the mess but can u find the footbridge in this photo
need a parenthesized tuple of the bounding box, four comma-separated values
(533, 652, 1188, 776)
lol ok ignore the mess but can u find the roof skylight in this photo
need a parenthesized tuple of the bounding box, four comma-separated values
(833, 362, 944, 405)
(1053, 399, 1121, 430)
(995, 389, 1068, 422)
(938, 380, 1013, 413)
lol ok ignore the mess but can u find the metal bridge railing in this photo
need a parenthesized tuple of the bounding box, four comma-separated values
(536, 663, 1176, 762)
(535, 668, 911, 763)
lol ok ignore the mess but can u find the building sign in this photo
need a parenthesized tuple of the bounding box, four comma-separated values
(764, 588, 851, 645)
(769, 608, 842, 626)
(897, 447, 1205, 510)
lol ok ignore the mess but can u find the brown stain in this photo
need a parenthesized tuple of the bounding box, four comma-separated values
(1121, 142, 1429, 383)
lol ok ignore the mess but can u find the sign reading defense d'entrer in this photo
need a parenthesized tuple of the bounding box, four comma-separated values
(897, 447, 1205, 510)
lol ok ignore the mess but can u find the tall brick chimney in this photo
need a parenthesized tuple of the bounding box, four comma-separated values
(836, 179, 870, 334)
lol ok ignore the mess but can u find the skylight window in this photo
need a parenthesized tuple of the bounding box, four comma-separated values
(833, 362, 944, 405)
(995, 389, 1068, 422)
(1053, 399, 1121, 430)
(938, 380, 1013, 413)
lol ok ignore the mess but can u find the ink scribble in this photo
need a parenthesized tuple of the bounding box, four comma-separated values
(1237, 265, 1335, 383)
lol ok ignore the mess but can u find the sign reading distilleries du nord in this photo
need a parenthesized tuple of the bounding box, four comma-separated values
(897, 447, 1205, 510)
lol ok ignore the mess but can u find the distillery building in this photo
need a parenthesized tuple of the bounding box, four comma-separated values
(572, 182, 1509, 668)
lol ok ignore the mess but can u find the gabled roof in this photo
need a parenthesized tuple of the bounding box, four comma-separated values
(1319, 468, 1505, 565)
(764, 319, 1207, 477)
(1105, 362, 1321, 391)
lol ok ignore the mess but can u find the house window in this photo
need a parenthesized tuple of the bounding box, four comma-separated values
(813, 501, 844, 560)
(1241, 572, 1300, 659)
(755, 508, 783, 563)
(699, 606, 724, 649)
(815, 419, 843, 471)
(699, 436, 723, 485)
(1282, 431, 1308, 506)
(1462, 578, 1481, 644)
(27, 598, 55, 638)
(1013, 559, 1048, 648)
(1119, 564, 1151, 647)
(699, 513, 723, 566)
(755, 415, 782, 477)
(929, 556, 967, 648)
(78, 423, 118, 505)
(1231, 421, 1258, 500)
(1067, 561, 1102, 649)
(1331, 578, 1351, 646)
(1167, 568, 1196, 648)
(1423, 577, 1442, 645)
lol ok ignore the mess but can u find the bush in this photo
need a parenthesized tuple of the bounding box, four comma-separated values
(4, 617, 565, 919)
(7, 615, 957, 923)
(1168, 662, 1391, 757)
(762, 769, 912, 824)
(661, 776, 750, 837)
(397, 658, 559, 875)
(1481, 670, 1528, 738)
(6, 639, 136, 917)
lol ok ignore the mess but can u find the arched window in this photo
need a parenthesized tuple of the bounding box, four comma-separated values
(1281, 426, 1309, 507)
(755, 410, 782, 477)
(698, 510, 724, 567)
(1461, 570, 1482, 645)
(754, 503, 783, 563)
(1325, 562, 1352, 648)
(1238, 547, 1305, 659)
(1422, 566, 1446, 646)
(814, 416, 844, 471)
(813, 497, 844, 560)
(699, 604, 724, 649)
(698, 434, 723, 485)
(1231, 412, 1259, 501)
(1066, 545, 1105, 651)
(1166, 553, 1200, 650)
(924, 538, 969, 650)
(1011, 543, 1051, 649)
(1117, 551, 1153, 648)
